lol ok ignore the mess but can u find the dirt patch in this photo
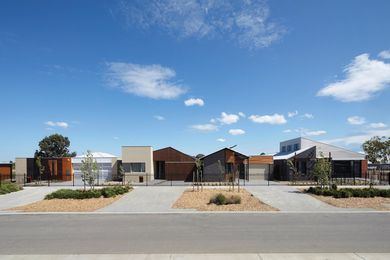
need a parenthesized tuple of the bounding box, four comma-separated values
(9, 195, 124, 212)
(311, 195, 390, 210)
(172, 188, 277, 211)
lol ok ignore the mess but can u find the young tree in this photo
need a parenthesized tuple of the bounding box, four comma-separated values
(80, 150, 98, 190)
(118, 163, 125, 183)
(34, 153, 45, 184)
(38, 134, 77, 158)
(313, 154, 332, 188)
(287, 159, 300, 184)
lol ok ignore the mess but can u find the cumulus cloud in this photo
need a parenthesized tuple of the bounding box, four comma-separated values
(249, 113, 287, 125)
(218, 112, 239, 125)
(287, 110, 298, 118)
(184, 98, 204, 106)
(106, 62, 187, 99)
(45, 121, 69, 128)
(379, 50, 390, 59)
(118, 0, 285, 50)
(216, 138, 226, 142)
(154, 115, 165, 121)
(283, 129, 292, 133)
(190, 124, 218, 132)
(317, 53, 390, 102)
(228, 129, 245, 135)
(369, 122, 387, 128)
(347, 116, 366, 125)
(238, 112, 246, 118)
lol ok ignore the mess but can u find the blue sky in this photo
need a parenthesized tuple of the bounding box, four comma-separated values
(1, 0, 390, 161)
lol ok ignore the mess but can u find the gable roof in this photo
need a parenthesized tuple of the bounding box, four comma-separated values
(201, 147, 249, 160)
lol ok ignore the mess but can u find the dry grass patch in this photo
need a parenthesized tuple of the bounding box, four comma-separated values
(173, 188, 277, 211)
(10, 195, 124, 212)
(311, 195, 390, 211)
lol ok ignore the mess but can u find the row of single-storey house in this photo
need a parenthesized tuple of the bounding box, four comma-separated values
(10, 137, 367, 184)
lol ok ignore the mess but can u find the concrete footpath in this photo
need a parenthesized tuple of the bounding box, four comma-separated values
(1, 253, 390, 259)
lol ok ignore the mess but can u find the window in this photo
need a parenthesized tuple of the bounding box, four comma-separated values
(294, 143, 300, 151)
(281, 146, 286, 152)
(123, 163, 146, 172)
(287, 145, 292, 152)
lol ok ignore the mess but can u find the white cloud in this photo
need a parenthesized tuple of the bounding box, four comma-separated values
(216, 138, 226, 142)
(379, 50, 390, 59)
(302, 113, 314, 119)
(347, 116, 366, 125)
(210, 118, 217, 124)
(154, 115, 165, 121)
(283, 129, 292, 133)
(238, 112, 246, 118)
(317, 53, 390, 102)
(184, 98, 204, 107)
(218, 112, 239, 125)
(322, 128, 390, 146)
(228, 129, 245, 135)
(190, 124, 218, 132)
(45, 121, 69, 128)
(304, 130, 327, 136)
(106, 62, 187, 99)
(287, 110, 298, 118)
(369, 122, 387, 128)
(249, 113, 287, 125)
(119, 0, 285, 50)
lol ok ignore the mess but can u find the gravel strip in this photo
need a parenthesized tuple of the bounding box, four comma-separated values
(9, 195, 124, 212)
(172, 188, 278, 211)
(311, 195, 390, 210)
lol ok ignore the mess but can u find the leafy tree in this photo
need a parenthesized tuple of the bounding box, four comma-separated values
(37, 134, 77, 158)
(362, 136, 390, 163)
(118, 163, 125, 181)
(313, 154, 332, 188)
(80, 150, 98, 190)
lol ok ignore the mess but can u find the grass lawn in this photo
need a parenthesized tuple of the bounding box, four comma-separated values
(172, 188, 277, 211)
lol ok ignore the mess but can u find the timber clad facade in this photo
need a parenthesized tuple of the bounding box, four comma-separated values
(154, 147, 195, 181)
(0, 163, 12, 180)
(202, 148, 249, 182)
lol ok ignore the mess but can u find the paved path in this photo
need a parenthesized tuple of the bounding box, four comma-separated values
(98, 186, 193, 212)
(245, 185, 342, 211)
(1, 253, 390, 260)
(0, 213, 389, 254)
(0, 186, 79, 211)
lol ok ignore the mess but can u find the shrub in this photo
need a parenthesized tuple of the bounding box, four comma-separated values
(339, 190, 352, 198)
(322, 189, 334, 197)
(380, 189, 390, 198)
(45, 185, 131, 200)
(331, 183, 338, 190)
(209, 193, 241, 205)
(226, 195, 241, 204)
(306, 186, 390, 199)
(210, 193, 226, 205)
(0, 182, 22, 195)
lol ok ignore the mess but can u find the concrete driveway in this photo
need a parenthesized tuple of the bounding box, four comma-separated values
(0, 186, 79, 211)
(98, 186, 193, 213)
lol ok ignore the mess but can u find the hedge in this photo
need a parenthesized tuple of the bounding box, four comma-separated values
(45, 185, 132, 200)
(0, 182, 22, 195)
(306, 186, 390, 199)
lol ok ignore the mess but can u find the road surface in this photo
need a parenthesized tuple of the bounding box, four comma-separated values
(0, 213, 389, 254)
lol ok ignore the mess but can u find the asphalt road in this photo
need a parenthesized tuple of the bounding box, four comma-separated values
(0, 213, 389, 254)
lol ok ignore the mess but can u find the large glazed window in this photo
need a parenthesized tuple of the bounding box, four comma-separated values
(123, 163, 146, 172)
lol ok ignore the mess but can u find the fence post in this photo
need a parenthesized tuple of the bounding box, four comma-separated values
(171, 179, 172, 186)
(73, 173, 75, 187)
(24, 173, 26, 186)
